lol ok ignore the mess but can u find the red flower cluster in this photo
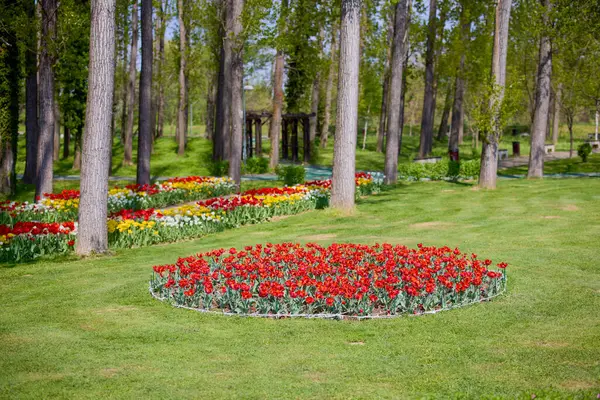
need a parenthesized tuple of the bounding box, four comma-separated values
(166, 176, 213, 184)
(242, 187, 305, 197)
(198, 196, 263, 211)
(124, 183, 160, 196)
(109, 208, 160, 220)
(0, 221, 76, 237)
(305, 172, 373, 188)
(42, 190, 80, 200)
(151, 243, 507, 317)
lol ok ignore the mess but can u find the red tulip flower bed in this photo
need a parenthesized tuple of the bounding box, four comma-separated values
(150, 243, 508, 319)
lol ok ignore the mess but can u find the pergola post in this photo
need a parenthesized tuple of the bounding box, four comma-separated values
(246, 118, 253, 159)
(255, 118, 262, 156)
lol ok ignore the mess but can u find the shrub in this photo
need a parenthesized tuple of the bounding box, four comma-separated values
(245, 157, 270, 174)
(208, 160, 230, 177)
(276, 165, 305, 186)
(578, 143, 592, 162)
(396, 159, 480, 181)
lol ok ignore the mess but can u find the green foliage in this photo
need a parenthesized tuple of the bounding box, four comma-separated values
(244, 157, 269, 174)
(208, 159, 230, 177)
(578, 143, 592, 162)
(275, 164, 305, 186)
(397, 159, 480, 181)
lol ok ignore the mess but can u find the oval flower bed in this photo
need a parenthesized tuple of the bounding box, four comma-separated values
(150, 243, 508, 319)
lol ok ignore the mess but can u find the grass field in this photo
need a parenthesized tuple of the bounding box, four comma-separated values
(1, 178, 599, 398)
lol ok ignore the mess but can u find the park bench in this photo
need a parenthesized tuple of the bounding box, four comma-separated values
(498, 149, 509, 160)
(544, 144, 555, 154)
(587, 140, 600, 150)
(413, 157, 442, 164)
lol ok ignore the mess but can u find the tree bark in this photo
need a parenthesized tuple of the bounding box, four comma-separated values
(448, 10, 469, 154)
(76, 0, 116, 255)
(124, 0, 138, 166)
(320, 23, 339, 149)
(376, 11, 394, 154)
(216, 1, 232, 161)
(527, 0, 552, 179)
(436, 82, 451, 141)
(552, 83, 561, 145)
(309, 30, 324, 143)
(206, 78, 216, 140)
(23, 0, 38, 185)
(268, 0, 287, 169)
(176, 0, 188, 156)
(53, 90, 60, 161)
(63, 126, 70, 158)
(418, 0, 437, 158)
(331, 0, 361, 211)
(156, 0, 167, 139)
(73, 133, 81, 170)
(228, 0, 244, 186)
(383, 0, 410, 184)
(479, 0, 512, 189)
(35, 0, 57, 200)
(136, 0, 152, 185)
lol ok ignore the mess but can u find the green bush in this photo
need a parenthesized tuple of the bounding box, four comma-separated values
(396, 159, 480, 181)
(245, 157, 270, 174)
(578, 143, 592, 162)
(208, 160, 230, 177)
(276, 165, 305, 186)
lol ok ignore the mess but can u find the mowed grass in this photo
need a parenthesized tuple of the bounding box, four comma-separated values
(1, 178, 600, 398)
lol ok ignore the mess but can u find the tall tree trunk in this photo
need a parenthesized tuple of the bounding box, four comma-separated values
(418, 0, 437, 158)
(331, 0, 361, 211)
(449, 16, 469, 153)
(215, 1, 232, 161)
(436, 83, 451, 141)
(35, 0, 57, 200)
(383, 0, 410, 184)
(527, 0, 552, 179)
(176, 0, 188, 155)
(376, 11, 394, 154)
(53, 91, 60, 160)
(228, 0, 244, 185)
(214, 41, 226, 160)
(73, 130, 82, 170)
(320, 23, 339, 149)
(0, 9, 19, 196)
(123, 0, 138, 166)
(119, 49, 128, 142)
(552, 83, 561, 145)
(268, 0, 287, 169)
(206, 78, 216, 140)
(23, 0, 38, 185)
(76, 0, 116, 255)
(478, 0, 512, 189)
(136, 0, 152, 185)
(309, 30, 324, 143)
(458, 101, 465, 144)
(63, 126, 70, 158)
(156, 0, 167, 139)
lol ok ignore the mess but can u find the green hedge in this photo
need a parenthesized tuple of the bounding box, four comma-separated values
(397, 160, 480, 181)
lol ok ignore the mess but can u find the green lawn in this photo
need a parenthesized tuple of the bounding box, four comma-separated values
(501, 154, 600, 176)
(1, 178, 599, 398)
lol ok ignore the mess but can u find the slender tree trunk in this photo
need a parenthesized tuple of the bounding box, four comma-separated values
(552, 83, 561, 145)
(228, 0, 244, 185)
(35, 0, 57, 200)
(418, 0, 437, 158)
(362, 106, 370, 150)
(53, 91, 60, 160)
(73, 130, 81, 170)
(268, 0, 287, 168)
(398, 67, 407, 155)
(216, 2, 233, 162)
(309, 30, 324, 143)
(156, 0, 167, 139)
(527, 0, 552, 179)
(136, 0, 152, 184)
(458, 101, 465, 144)
(206, 78, 216, 140)
(436, 83, 451, 141)
(124, 0, 138, 166)
(214, 43, 226, 160)
(23, 0, 39, 185)
(567, 116, 573, 157)
(376, 12, 394, 153)
(479, 0, 512, 189)
(320, 23, 339, 149)
(449, 13, 469, 153)
(384, 0, 410, 184)
(331, 0, 361, 211)
(63, 126, 70, 158)
(76, 0, 116, 255)
(176, 0, 188, 155)
(119, 50, 128, 142)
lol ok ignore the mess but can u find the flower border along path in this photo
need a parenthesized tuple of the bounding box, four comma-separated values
(0, 173, 381, 263)
(150, 243, 508, 320)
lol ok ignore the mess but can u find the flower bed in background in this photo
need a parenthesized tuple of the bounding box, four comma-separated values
(0, 176, 236, 225)
(0, 222, 76, 263)
(150, 243, 508, 319)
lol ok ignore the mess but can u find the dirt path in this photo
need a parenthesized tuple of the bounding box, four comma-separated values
(498, 151, 574, 169)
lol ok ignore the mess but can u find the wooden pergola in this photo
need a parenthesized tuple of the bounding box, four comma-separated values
(245, 111, 316, 163)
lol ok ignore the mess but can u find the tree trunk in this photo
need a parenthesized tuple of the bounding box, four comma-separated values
(383, 0, 410, 184)
(156, 0, 167, 139)
(176, 0, 188, 156)
(228, 0, 244, 186)
(136, 0, 152, 185)
(268, 0, 287, 169)
(552, 83, 561, 145)
(418, 0, 437, 158)
(53, 91, 60, 161)
(119, 49, 128, 142)
(527, 0, 552, 179)
(63, 126, 70, 158)
(124, 0, 138, 166)
(567, 116, 573, 157)
(73, 132, 81, 170)
(215, 1, 232, 161)
(331, 0, 361, 211)
(309, 73, 321, 143)
(376, 12, 394, 154)
(479, 0, 512, 189)
(206, 79, 216, 140)
(35, 0, 57, 200)
(458, 101, 465, 144)
(436, 83, 451, 141)
(23, 0, 38, 185)
(449, 12, 469, 153)
(320, 23, 339, 149)
(76, 0, 116, 255)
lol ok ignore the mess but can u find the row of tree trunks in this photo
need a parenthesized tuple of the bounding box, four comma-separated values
(479, 0, 512, 189)
(176, 0, 188, 155)
(383, 0, 410, 185)
(35, 0, 58, 199)
(76, 0, 116, 255)
(330, 0, 361, 211)
(320, 22, 339, 149)
(136, 0, 152, 185)
(418, 0, 437, 158)
(23, 0, 39, 185)
(123, 0, 138, 166)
